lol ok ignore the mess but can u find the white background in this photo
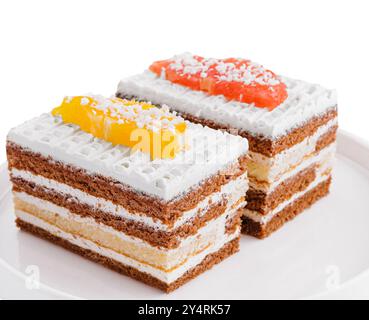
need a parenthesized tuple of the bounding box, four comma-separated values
(1, 0, 369, 300)
(0, 0, 368, 163)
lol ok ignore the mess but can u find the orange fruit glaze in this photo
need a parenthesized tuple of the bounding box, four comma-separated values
(52, 96, 186, 159)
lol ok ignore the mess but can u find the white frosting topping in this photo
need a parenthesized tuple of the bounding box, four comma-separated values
(117, 71, 337, 139)
(7, 113, 248, 201)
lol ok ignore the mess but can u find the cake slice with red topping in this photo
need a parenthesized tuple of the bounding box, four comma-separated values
(117, 53, 338, 238)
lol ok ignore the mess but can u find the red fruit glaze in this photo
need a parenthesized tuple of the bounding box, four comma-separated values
(149, 54, 288, 110)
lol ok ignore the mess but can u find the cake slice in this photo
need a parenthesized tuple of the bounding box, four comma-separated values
(116, 53, 337, 238)
(6, 95, 248, 292)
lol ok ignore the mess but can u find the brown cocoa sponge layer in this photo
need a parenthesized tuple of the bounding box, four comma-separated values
(225, 208, 243, 235)
(316, 125, 338, 153)
(12, 176, 232, 249)
(242, 177, 331, 238)
(16, 219, 239, 293)
(116, 93, 337, 157)
(7, 142, 248, 225)
(246, 165, 316, 214)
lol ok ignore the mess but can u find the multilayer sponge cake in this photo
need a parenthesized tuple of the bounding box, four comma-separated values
(117, 53, 338, 238)
(6, 95, 249, 292)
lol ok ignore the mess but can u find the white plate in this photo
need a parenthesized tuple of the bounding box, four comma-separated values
(1, 130, 369, 300)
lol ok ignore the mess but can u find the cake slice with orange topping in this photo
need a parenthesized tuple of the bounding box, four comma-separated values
(6, 94, 249, 292)
(117, 52, 338, 238)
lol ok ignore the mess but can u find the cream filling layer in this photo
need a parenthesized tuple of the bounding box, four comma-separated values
(14, 190, 244, 255)
(249, 143, 335, 193)
(11, 168, 248, 232)
(15, 207, 239, 284)
(248, 118, 337, 187)
(243, 162, 332, 224)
